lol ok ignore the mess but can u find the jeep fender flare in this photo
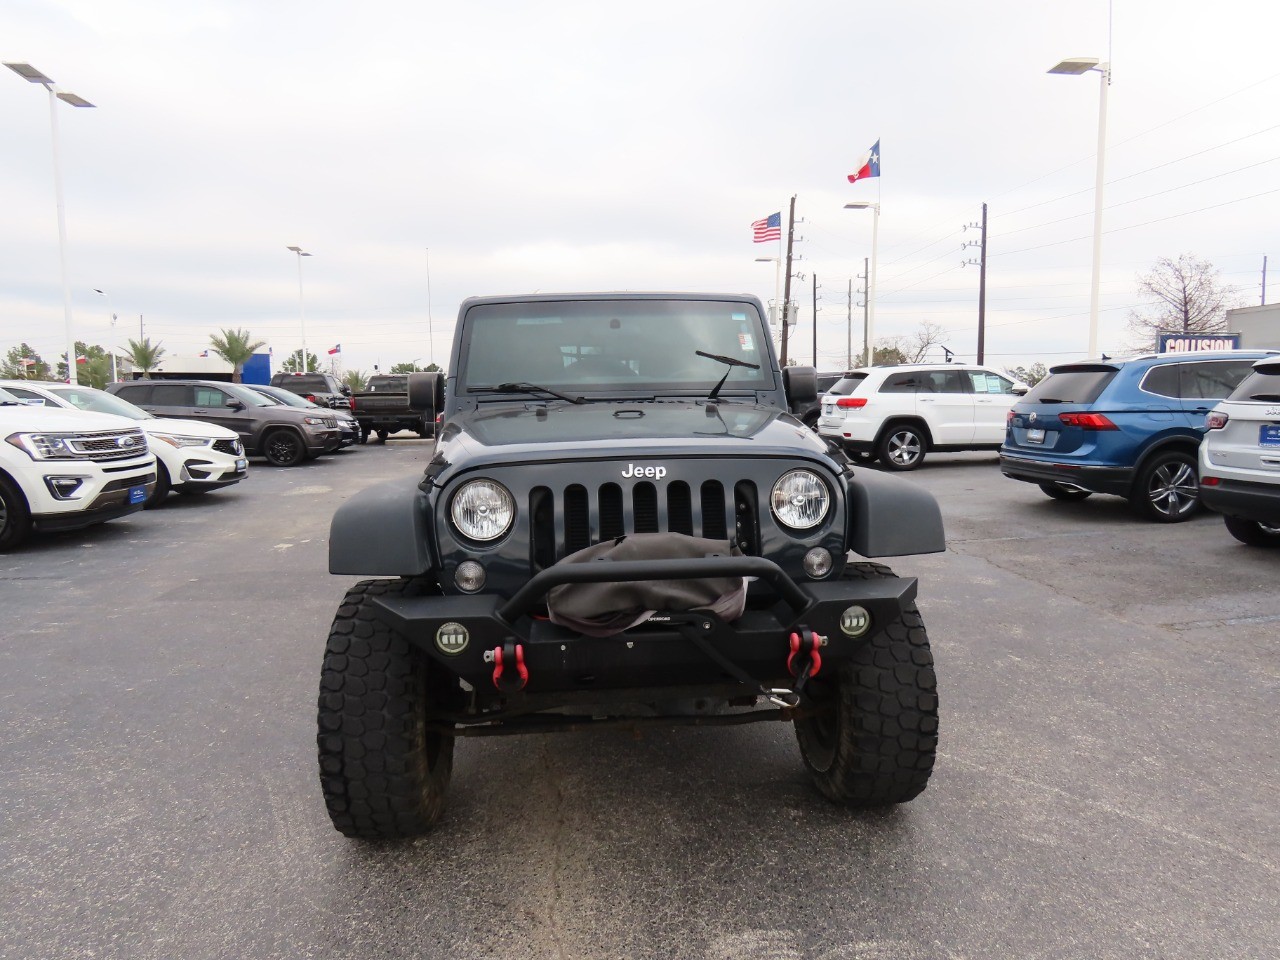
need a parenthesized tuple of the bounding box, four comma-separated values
(329, 475, 436, 576)
(845, 468, 946, 558)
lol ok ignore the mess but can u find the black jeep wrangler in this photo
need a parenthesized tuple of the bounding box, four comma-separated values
(319, 293, 945, 838)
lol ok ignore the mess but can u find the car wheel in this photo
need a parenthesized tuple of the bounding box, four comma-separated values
(1038, 481, 1092, 502)
(377, 430, 389, 442)
(877, 424, 927, 471)
(1223, 516, 1280, 547)
(1130, 450, 1200, 522)
(263, 429, 305, 467)
(317, 578, 455, 839)
(144, 461, 171, 509)
(0, 474, 33, 553)
(794, 562, 938, 807)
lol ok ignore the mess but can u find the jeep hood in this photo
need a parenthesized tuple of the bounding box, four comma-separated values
(437, 400, 833, 467)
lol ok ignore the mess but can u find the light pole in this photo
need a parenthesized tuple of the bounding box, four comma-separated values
(286, 246, 312, 372)
(754, 256, 783, 347)
(1049, 57, 1110, 359)
(6, 62, 96, 385)
(844, 202, 879, 365)
(424, 248, 435, 370)
(92, 288, 118, 382)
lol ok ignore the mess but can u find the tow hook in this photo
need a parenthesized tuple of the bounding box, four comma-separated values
(486, 641, 528, 692)
(787, 628, 826, 696)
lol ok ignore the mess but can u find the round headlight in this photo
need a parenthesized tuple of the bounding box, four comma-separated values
(770, 469, 830, 530)
(450, 479, 515, 541)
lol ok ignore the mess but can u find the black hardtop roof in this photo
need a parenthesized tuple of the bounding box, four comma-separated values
(458, 291, 763, 311)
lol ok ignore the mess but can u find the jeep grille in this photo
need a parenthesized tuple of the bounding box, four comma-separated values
(528, 479, 757, 568)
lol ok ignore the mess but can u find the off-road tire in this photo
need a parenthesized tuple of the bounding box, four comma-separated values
(876, 423, 928, 471)
(145, 461, 171, 508)
(318, 578, 454, 839)
(794, 562, 938, 806)
(1223, 515, 1280, 547)
(1039, 481, 1092, 502)
(1130, 449, 1200, 522)
(0, 474, 33, 553)
(263, 429, 306, 467)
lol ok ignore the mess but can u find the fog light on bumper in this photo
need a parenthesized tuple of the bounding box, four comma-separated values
(44, 476, 85, 500)
(455, 560, 486, 593)
(840, 605, 871, 638)
(802, 547, 833, 579)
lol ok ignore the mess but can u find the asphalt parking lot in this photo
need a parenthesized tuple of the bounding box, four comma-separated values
(2, 442, 1276, 960)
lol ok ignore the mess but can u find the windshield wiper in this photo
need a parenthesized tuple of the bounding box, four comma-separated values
(1031, 398, 1069, 404)
(477, 382, 585, 405)
(1248, 393, 1280, 401)
(696, 350, 761, 401)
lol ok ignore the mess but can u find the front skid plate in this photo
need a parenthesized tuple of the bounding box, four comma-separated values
(370, 575, 917, 695)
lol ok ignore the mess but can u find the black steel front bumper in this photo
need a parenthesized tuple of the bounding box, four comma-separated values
(370, 556, 917, 698)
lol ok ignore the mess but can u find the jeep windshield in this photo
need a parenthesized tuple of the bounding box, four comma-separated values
(459, 299, 774, 398)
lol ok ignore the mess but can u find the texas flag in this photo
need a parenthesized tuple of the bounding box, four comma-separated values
(847, 139, 881, 183)
(199, 349, 209, 357)
(328, 344, 341, 355)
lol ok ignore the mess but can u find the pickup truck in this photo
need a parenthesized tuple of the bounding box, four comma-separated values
(351, 375, 434, 441)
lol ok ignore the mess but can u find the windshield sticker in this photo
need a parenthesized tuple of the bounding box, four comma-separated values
(731, 312, 747, 322)
(738, 333, 754, 351)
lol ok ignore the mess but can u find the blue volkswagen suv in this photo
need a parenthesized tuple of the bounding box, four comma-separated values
(1001, 350, 1278, 522)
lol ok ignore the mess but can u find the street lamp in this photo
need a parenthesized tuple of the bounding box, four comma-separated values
(844, 202, 879, 366)
(286, 246, 312, 373)
(6, 62, 96, 385)
(1049, 56, 1110, 359)
(754, 256, 784, 345)
(92, 288, 118, 382)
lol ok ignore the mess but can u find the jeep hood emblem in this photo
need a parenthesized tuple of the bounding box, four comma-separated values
(621, 463, 667, 479)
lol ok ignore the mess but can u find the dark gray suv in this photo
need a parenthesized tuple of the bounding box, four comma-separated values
(107, 380, 341, 466)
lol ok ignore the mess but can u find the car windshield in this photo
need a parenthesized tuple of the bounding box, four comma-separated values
(223, 383, 279, 407)
(1227, 366, 1280, 401)
(46, 385, 152, 420)
(459, 299, 775, 396)
(257, 387, 316, 408)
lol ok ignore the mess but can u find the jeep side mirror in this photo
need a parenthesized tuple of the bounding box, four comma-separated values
(1012, 384, 1029, 396)
(408, 372, 443, 415)
(783, 365, 818, 406)
(225, 399, 245, 410)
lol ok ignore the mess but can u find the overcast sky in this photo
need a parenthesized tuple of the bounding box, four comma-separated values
(3, 0, 1278, 376)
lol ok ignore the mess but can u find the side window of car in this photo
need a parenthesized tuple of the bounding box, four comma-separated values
(1181, 360, 1258, 399)
(194, 386, 229, 407)
(880, 374, 919, 393)
(1141, 364, 1182, 399)
(113, 384, 152, 404)
(4, 386, 44, 404)
(968, 371, 1015, 394)
(151, 384, 194, 406)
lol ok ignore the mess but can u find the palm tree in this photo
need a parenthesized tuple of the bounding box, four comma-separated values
(124, 338, 166, 379)
(208, 327, 266, 383)
(343, 369, 369, 392)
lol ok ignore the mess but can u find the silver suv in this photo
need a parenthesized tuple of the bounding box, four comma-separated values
(1200, 355, 1280, 546)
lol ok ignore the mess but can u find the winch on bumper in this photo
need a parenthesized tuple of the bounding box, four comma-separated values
(370, 554, 916, 707)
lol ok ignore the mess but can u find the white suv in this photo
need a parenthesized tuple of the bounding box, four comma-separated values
(0, 380, 247, 507)
(0, 385, 156, 551)
(817, 364, 1027, 470)
(1199, 355, 1280, 547)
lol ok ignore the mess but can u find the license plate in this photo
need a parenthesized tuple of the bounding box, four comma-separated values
(822, 404, 833, 414)
(127, 485, 147, 504)
(1261, 424, 1280, 447)
(235, 458, 248, 471)
(1026, 428, 1046, 444)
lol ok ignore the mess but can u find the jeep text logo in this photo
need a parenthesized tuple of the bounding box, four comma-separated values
(621, 463, 667, 480)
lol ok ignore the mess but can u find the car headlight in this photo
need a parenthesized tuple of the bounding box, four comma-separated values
(151, 434, 211, 448)
(770, 469, 830, 530)
(302, 416, 327, 426)
(450, 479, 515, 541)
(5, 432, 77, 460)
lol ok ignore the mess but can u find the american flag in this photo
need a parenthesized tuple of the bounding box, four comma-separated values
(752, 212, 782, 243)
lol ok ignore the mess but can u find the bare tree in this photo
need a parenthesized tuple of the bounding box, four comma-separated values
(1126, 254, 1241, 351)
(875, 320, 949, 365)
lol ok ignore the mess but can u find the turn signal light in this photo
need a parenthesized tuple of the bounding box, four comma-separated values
(1206, 411, 1229, 430)
(836, 397, 868, 408)
(1058, 412, 1118, 430)
(1201, 476, 1221, 486)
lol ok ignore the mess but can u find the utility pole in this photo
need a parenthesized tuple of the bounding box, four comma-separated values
(963, 202, 989, 364)
(846, 278, 852, 370)
(1263, 255, 1268, 305)
(780, 195, 797, 366)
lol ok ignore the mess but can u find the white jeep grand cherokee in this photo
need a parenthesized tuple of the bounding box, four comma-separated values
(817, 364, 1027, 470)
(0, 385, 156, 551)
